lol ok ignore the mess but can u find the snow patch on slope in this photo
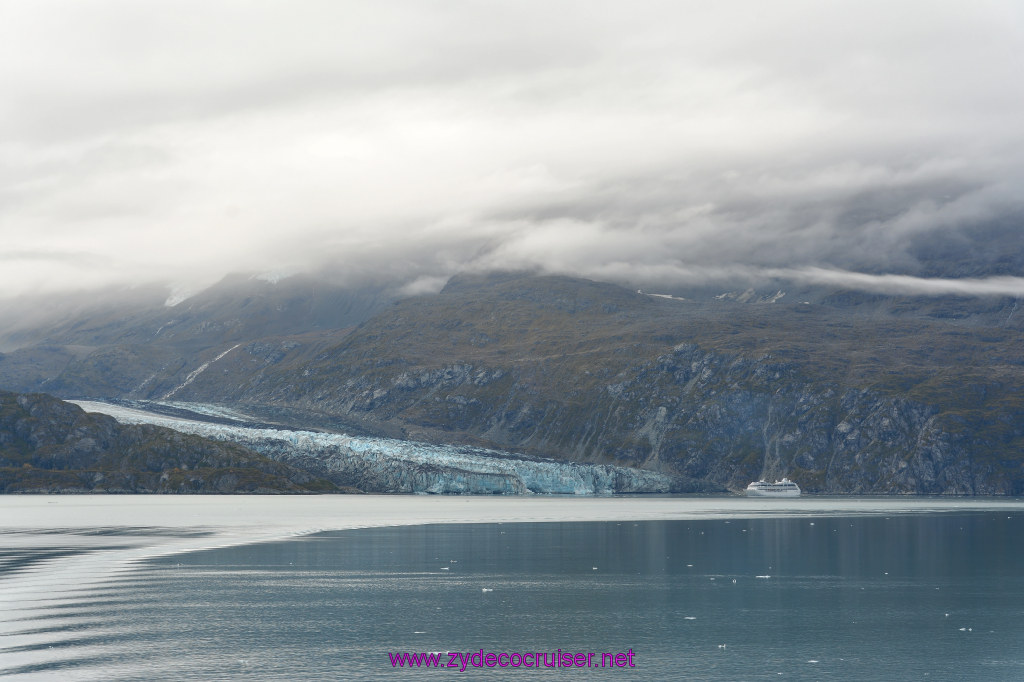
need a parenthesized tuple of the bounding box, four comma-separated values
(161, 345, 240, 399)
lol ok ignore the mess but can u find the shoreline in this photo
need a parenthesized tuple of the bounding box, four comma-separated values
(4, 494, 1023, 569)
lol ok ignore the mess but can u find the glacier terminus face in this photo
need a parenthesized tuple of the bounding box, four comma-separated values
(71, 400, 674, 495)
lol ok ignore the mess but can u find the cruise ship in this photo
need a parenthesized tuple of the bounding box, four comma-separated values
(745, 478, 801, 497)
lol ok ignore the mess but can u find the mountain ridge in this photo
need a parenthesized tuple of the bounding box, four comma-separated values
(1, 271, 1022, 494)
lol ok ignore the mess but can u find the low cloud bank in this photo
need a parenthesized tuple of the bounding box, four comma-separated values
(1, 2, 1021, 300)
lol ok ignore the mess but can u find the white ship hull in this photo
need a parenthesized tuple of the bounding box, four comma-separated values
(745, 478, 801, 497)
(745, 487, 800, 497)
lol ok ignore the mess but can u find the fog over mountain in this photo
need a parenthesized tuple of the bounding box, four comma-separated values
(2, 1, 1022, 300)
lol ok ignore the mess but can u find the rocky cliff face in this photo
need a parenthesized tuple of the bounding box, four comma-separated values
(0, 391, 337, 493)
(230, 343, 1020, 494)
(207, 274, 1022, 495)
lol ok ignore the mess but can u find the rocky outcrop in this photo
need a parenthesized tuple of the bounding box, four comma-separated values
(0, 391, 338, 493)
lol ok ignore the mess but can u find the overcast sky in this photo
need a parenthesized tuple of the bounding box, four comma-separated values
(2, 1, 1023, 300)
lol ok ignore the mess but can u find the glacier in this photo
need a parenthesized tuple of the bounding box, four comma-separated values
(71, 400, 674, 495)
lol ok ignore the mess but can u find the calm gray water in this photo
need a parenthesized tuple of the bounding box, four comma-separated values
(3, 512, 1023, 680)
